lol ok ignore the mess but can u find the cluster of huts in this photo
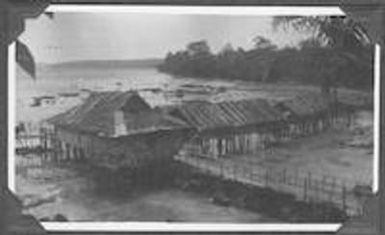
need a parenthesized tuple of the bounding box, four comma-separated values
(45, 90, 354, 170)
(161, 93, 353, 159)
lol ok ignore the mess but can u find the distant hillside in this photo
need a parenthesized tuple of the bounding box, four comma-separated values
(47, 59, 163, 69)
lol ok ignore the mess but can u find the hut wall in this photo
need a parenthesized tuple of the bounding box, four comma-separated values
(54, 127, 142, 166)
(183, 108, 354, 160)
(187, 129, 276, 159)
(282, 108, 353, 139)
(54, 127, 192, 169)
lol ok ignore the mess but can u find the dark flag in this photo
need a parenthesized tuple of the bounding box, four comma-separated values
(16, 40, 36, 79)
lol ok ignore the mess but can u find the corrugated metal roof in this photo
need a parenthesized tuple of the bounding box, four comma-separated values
(167, 99, 284, 131)
(47, 91, 189, 137)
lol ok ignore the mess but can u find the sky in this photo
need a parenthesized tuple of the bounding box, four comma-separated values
(20, 12, 313, 64)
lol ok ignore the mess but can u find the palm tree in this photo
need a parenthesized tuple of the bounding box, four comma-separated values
(272, 16, 371, 50)
(272, 16, 373, 101)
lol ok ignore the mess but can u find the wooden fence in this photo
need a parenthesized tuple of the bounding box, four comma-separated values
(176, 145, 370, 216)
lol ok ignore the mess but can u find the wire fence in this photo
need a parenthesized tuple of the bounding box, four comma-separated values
(176, 145, 370, 216)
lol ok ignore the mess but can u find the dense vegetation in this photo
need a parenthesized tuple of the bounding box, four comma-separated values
(158, 16, 373, 91)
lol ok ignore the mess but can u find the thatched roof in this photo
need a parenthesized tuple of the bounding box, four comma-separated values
(122, 110, 189, 136)
(47, 91, 189, 137)
(338, 92, 373, 110)
(165, 99, 284, 131)
(275, 92, 331, 117)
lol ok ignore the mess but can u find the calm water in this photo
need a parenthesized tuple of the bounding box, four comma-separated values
(17, 65, 237, 104)
(16, 64, 273, 123)
(18, 65, 178, 104)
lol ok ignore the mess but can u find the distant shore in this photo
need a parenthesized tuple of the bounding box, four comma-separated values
(39, 58, 163, 69)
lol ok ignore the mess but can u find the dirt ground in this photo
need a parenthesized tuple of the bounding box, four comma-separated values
(15, 160, 267, 222)
(226, 110, 374, 189)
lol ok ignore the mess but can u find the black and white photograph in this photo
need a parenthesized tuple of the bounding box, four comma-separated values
(12, 7, 375, 225)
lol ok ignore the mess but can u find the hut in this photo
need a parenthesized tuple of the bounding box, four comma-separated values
(46, 91, 192, 171)
(163, 99, 286, 159)
(273, 92, 354, 139)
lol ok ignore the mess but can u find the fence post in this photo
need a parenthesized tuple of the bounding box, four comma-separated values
(249, 166, 253, 183)
(233, 164, 237, 180)
(322, 175, 327, 192)
(308, 171, 312, 189)
(43, 130, 48, 160)
(251, 167, 255, 181)
(330, 177, 336, 202)
(265, 169, 269, 187)
(220, 161, 223, 178)
(303, 177, 308, 202)
(314, 179, 319, 202)
(342, 184, 347, 213)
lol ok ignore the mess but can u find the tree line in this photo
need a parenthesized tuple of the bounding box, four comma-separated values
(158, 16, 373, 91)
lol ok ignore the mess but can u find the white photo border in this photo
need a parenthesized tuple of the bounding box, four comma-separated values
(7, 4, 380, 232)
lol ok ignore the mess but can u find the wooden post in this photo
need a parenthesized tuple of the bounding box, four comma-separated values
(308, 171, 312, 189)
(303, 177, 308, 202)
(249, 166, 253, 183)
(314, 179, 319, 202)
(329, 177, 336, 202)
(220, 161, 223, 178)
(342, 184, 347, 213)
(233, 164, 237, 180)
(66, 144, 70, 161)
(322, 175, 327, 192)
(265, 169, 269, 187)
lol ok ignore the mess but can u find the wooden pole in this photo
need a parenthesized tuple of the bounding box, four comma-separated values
(308, 171, 312, 189)
(329, 177, 336, 202)
(265, 169, 269, 187)
(220, 161, 223, 178)
(303, 177, 308, 202)
(322, 175, 327, 192)
(314, 179, 319, 202)
(233, 164, 237, 180)
(249, 166, 253, 183)
(342, 184, 347, 213)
